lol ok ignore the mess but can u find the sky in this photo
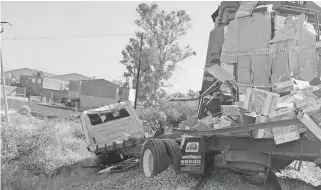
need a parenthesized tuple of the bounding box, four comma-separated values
(1, 1, 220, 94)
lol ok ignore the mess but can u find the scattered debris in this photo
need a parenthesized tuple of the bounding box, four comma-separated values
(97, 158, 139, 174)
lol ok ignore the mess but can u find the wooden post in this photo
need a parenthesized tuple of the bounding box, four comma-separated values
(1, 49, 9, 123)
(1, 22, 11, 123)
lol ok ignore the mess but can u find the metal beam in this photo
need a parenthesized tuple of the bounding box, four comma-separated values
(207, 136, 321, 161)
(173, 118, 301, 136)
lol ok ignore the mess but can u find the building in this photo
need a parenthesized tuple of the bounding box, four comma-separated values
(69, 79, 120, 109)
(20, 75, 68, 96)
(4, 68, 55, 82)
(50, 73, 92, 82)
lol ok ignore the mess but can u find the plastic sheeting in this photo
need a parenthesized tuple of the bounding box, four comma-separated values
(269, 14, 318, 83)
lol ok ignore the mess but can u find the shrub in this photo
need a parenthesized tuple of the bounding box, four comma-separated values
(1, 114, 94, 189)
(138, 107, 167, 136)
(137, 100, 198, 136)
(18, 105, 31, 115)
(159, 100, 198, 128)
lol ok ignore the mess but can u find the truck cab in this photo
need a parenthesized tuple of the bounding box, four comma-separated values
(80, 102, 145, 154)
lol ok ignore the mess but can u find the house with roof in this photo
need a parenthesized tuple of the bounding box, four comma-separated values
(69, 78, 120, 109)
(4, 68, 56, 82)
(20, 74, 68, 98)
(50, 73, 92, 82)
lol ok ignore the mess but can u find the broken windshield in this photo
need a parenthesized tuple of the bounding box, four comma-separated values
(87, 108, 130, 126)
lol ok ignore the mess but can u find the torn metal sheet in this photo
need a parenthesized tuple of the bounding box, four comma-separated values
(205, 65, 234, 82)
(221, 19, 239, 64)
(205, 26, 225, 68)
(235, 1, 258, 19)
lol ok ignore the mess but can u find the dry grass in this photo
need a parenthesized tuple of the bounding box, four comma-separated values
(1, 108, 95, 190)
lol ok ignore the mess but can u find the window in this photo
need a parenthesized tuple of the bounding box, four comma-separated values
(87, 108, 130, 126)
(38, 79, 42, 84)
(31, 78, 36, 83)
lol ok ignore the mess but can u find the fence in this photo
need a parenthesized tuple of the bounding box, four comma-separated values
(0, 85, 26, 97)
(42, 88, 69, 103)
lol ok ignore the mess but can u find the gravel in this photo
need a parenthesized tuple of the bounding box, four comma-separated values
(276, 161, 321, 187)
(69, 166, 197, 190)
(65, 162, 320, 190)
(202, 169, 262, 190)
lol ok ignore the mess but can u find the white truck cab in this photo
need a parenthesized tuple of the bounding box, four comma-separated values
(80, 102, 145, 154)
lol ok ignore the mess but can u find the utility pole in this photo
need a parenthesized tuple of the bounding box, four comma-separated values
(134, 34, 143, 109)
(1, 22, 10, 123)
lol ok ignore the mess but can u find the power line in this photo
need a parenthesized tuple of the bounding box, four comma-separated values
(2, 32, 136, 41)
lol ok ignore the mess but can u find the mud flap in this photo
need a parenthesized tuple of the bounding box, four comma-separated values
(179, 136, 213, 175)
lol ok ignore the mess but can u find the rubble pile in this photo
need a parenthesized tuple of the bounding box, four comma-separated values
(180, 2, 321, 145)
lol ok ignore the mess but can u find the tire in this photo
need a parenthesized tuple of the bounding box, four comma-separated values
(161, 139, 182, 174)
(140, 138, 169, 177)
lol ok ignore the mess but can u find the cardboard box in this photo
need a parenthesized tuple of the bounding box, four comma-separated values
(273, 80, 294, 94)
(269, 107, 295, 119)
(244, 88, 280, 116)
(295, 97, 317, 109)
(274, 131, 300, 145)
(269, 107, 303, 144)
(193, 122, 213, 131)
(254, 115, 274, 139)
(235, 101, 244, 108)
(221, 105, 242, 116)
(302, 104, 321, 115)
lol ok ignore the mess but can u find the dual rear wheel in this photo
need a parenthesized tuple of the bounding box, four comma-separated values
(140, 138, 181, 177)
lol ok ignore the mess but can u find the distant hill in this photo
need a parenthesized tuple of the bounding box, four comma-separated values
(4, 68, 57, 81)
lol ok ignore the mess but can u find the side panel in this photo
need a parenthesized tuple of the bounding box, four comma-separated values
(250, 13, 272, 89)
(80, 113, 94, 147)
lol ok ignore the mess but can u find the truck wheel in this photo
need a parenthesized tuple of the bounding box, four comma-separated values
(140, 138, 169, 177)
(162, 139, 181, 174)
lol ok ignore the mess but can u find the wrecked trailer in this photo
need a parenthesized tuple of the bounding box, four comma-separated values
(157, 1, 321, 189)
(82, 2, 321, 188)
(173, 1, 321, 188)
